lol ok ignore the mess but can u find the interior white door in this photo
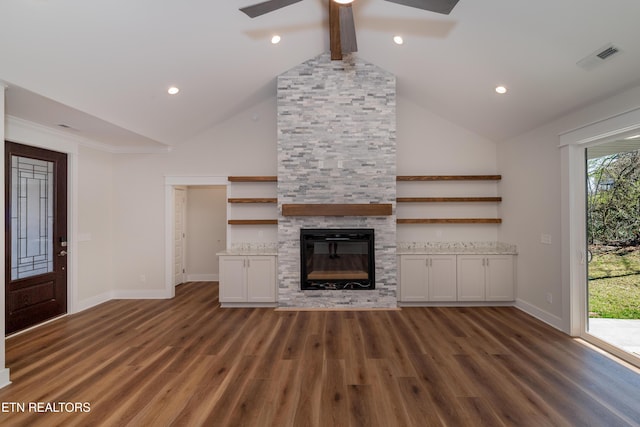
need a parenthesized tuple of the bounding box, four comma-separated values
(174, 188, 187, 286)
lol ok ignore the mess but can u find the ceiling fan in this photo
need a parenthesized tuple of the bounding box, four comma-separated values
(240, 0, 460, 60)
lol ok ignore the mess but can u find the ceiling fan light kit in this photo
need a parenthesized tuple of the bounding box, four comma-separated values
(240, 0, 460, 59)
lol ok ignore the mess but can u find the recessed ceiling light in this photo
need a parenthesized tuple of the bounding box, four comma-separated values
(393, 36, 404, 45)
(624, 134, 640, 140)
(168, 86, 180, 95)
(271, 35, 281, 44)
(495, 86, 507, 94)
(334, 0, 354, 4)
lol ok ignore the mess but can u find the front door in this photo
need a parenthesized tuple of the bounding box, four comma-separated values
(5, 141, 68, 335)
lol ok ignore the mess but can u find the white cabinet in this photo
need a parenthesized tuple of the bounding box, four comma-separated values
(457, 255, 514, 301)
(399, 255, 457, 302)
(484, 255, 516, 301)
(219, 256, 247, 302)
(456, 255, 487, 301)
(219, 255, 277, 306)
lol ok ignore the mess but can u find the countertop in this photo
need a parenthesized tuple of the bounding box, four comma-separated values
(396, 241, 517, 255)
(217, 243, 278, 256)
(217, 241, 517, 256)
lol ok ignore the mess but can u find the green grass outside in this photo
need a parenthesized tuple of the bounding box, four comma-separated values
(588, 249, 640, 319)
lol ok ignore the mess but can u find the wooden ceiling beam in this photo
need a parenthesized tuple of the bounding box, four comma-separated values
(329, 1, 342, 60)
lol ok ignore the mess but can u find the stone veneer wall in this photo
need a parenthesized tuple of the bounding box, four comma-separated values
(277, 53, 397, 308)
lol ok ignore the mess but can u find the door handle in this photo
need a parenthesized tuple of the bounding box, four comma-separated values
(58, 250, 68, 257)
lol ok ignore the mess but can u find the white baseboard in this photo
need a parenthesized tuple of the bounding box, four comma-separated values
(515, 298, 564, 331)
(398, 301, 515, 308)
(76, 291, 114, 312)
(186, 274, 218, 282)
(0, 368, 11, 389)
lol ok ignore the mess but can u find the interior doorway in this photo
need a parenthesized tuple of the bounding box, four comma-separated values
(5, 141, 68, 335)
(184, 186, 227, 282)
(165, 176, 228, 296)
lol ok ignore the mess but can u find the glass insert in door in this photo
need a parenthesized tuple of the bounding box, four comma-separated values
(10, 155, 54, 280)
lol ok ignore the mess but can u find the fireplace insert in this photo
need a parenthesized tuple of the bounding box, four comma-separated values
(300, 228, 375, 290)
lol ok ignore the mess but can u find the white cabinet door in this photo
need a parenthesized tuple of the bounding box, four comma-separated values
(485, 255, 514, 301)
(399, 256, 429, 301)
(428, 255, 457, 301)
(219, 256, 247, 303)
(246, 256, 276, 302)
(457, 255, 486, 301)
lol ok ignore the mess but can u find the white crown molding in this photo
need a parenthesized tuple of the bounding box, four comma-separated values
(5, 115, 171, 154)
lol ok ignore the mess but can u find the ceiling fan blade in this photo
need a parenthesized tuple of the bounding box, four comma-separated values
(240, 0, 303, 18)
(384, 0, 460, 15)
(339, 5, 357, 54)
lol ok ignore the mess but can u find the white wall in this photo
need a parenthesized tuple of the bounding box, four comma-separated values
(397, 97, 498, 175)
(498, 83, 640, 330)
(186, 186, 226, 281)
(396, 97, 500, 243)
(77, 145, 114, 308)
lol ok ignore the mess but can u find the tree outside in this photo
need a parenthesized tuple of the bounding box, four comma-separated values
(587, 150, 640, 319)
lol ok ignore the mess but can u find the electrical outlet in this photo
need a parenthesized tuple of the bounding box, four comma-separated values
(541, 234, 552, 245)
(546, 292, 553, 304)
(139, 274, 147, 283)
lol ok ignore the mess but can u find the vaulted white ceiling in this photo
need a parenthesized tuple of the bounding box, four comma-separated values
(2, 0, 640, 150)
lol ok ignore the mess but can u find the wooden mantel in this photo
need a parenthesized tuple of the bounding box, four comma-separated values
(282, 203, 393, 217)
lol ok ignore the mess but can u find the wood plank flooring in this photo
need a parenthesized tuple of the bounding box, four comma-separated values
(0, 282, 639, 426)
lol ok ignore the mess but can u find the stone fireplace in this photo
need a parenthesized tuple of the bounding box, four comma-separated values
(277, 53, 397, 308)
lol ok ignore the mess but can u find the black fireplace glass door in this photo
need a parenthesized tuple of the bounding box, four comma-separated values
(300, 229, 375, 290)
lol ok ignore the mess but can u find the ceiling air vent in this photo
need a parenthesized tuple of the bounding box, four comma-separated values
(577, 43, 622, 70)
(597, 46, 619, 60)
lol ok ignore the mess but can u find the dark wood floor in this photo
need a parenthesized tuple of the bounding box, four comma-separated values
(0, 282, 639, 426)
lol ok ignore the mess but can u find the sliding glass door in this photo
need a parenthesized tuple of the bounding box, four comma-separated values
(585, 140, 640, 359)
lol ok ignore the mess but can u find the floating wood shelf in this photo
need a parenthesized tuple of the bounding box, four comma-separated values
(397, 197, 502, 203)
(227, 198, 277, 204)
(282, 203, 393, 217)
(397, 175, 502, 181)
(397, 218, 502, 224)
(227, 176, 277, 182)
(228, 220, 278, 225)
